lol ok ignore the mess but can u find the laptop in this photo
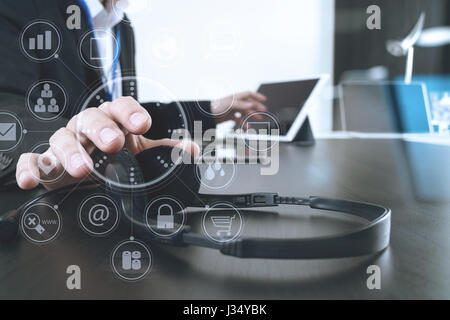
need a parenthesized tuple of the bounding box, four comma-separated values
(338, 81, 433, 138)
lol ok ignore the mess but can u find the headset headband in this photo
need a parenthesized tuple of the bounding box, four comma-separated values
(185, 194, 391, 259)
(1, 148, 391, 260)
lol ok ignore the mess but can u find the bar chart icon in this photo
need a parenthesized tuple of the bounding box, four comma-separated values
(29, 30, 52, 50)
(21, 21, 60, 61)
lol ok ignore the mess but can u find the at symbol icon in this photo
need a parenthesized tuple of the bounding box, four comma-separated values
(88, 204, 110, 226)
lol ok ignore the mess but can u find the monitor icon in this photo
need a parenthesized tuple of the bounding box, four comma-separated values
(90, 37, 108, 60)
(246, 121, 271, 135)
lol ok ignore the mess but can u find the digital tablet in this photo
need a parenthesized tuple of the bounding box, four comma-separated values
(232, 74, 329, 141)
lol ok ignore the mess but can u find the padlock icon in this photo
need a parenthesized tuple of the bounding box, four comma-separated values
(157, 204, 174, 229)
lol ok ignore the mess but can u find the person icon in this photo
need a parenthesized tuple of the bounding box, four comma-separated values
(41, 83, 53, 98)
(34, 98, 46, 113)
(47, 98, 59, 113)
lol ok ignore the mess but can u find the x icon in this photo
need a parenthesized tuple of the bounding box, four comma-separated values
(27, 217, 36, 226)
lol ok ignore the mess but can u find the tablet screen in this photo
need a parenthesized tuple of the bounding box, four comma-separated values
(256, 79, 319, 135)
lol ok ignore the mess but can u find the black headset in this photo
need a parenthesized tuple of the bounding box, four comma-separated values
(1, 146, 391, 259)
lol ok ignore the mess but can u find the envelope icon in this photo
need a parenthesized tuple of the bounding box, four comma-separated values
(0, 123, 16, 141)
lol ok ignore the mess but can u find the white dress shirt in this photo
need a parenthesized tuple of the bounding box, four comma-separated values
(84, 0, 129, 99)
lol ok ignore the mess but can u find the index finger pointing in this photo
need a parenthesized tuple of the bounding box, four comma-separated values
(99, 97, 152, 135)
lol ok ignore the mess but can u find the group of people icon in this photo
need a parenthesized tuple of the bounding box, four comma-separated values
(34, 83, 59, 113)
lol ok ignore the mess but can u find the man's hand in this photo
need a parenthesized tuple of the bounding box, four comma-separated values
(211, 91, 268, 125)
(16, 96, 199, 190)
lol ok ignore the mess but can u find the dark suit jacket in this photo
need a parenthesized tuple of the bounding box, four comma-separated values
(0, 0, 215, 183)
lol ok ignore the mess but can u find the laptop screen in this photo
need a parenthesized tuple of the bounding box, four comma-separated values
(340, 82, 431, 134)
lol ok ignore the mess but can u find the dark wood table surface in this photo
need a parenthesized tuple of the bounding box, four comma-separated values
(1, 138, 449, 299)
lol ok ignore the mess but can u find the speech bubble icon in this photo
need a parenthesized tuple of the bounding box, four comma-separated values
(38, 152, 57, 175)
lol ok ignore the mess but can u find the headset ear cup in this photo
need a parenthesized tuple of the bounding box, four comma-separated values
(90, 147, 145, 187)
(112, 148, 145, 185)
(93, 146, 198, 196)
(136, 146, 200, 207)
(91, 146, 200, 232)
(94, 148, 148, 229)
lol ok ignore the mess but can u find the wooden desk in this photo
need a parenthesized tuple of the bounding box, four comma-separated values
(1, 139, 449, 299)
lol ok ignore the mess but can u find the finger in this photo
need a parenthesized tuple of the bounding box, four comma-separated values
(248, 100, 268, 113)
(175, 140, 200, 159)
(248, 91, 267, 102)
(49, 128, 93, 179)
(237, 91, 267, 102)
(133, 136, 200, 159)
(234, 101, 268, 113)
(16, 153, 40, 190)
(99, 97, 152, 135)
(67, 108, 125, 153)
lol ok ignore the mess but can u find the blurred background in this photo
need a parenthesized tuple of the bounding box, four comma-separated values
(126, 0, 449, 134)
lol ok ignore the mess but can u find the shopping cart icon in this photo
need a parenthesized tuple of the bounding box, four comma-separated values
(210, 215, 236, 236)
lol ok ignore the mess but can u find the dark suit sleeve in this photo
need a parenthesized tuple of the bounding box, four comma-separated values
(0, 2, 40, 182)
(0, 1, 66, 184)
(0, 1, 40, 115)
(118, 17, 217, 133)
(181, 100, 216, 132)
(141, 100, 216, 139)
